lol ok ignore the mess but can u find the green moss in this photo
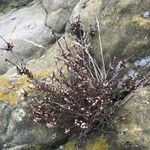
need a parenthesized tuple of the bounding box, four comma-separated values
(85, 136, 109, 150)
(64, 141, 76, 150)
(64, 135, 109, 150)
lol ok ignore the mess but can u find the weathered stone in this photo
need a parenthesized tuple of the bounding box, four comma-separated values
(42, 0, 79, 33)
(68, 0, 150, 62)
(42, 0, 79, 14)
(0, 0, 149, 149)
(0, 101, 12, 138)
(63, 86, 150, 150)
(114, 86, 150, 150)
(0, 0, 78, 74)
(64, 136, 109, 150)
(0, 101, 65, 150)
(46, 8, 70, 33)
(0, 1, 52, 74)
(0, 0, 34, 13)
(0, 101, 12, 149)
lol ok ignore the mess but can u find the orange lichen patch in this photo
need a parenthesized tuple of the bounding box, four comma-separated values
(132, 15, 150, 28)
(0, 69, 52, 105)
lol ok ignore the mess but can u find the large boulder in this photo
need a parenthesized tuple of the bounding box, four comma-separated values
(68, 0, 150, 62)
(114, 86, 150, 150)
(0, 101, 65, 150)
(0, 0, 52, 74)
(0, 0, 78, 74)
(42, 0, 79, 32)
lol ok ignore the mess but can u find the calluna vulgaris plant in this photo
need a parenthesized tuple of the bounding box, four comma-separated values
(1, 19, 150, 146)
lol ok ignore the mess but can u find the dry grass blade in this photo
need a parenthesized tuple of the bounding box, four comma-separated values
(96, 17, 106, 79)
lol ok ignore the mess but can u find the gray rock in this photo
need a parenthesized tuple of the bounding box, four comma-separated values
(0, 0, 79, 75)
(0, 1, 53, 74)
(0, 0, 34, 13)
(0, 101, 12, 149)
(42, 0, 79, 14)
(0, 101, 12, 134)
(46, 8, 70, 33)
(42, 0, 79, 33)
(114, 86, 150, 150)
(0, 101, 65, 150)
(68, 0, 150, 62)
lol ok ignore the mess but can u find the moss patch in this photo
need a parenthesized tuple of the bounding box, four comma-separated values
(85, 136, 109, 150)
(64, 135, 109, 150)
(64, 141, 76, 150)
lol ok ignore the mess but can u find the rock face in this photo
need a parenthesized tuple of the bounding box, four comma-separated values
(68, 0, 150, 61)
(114, 86, 150, 150)
(0, 101, 65, 150)
(0, 0, 78, 74)
(0, 1, 51, 74)
(0, 0, 149, 149)
(42, 0, 79, 32)
(0, 0, 34, 13)
(0, 0, 78, 149)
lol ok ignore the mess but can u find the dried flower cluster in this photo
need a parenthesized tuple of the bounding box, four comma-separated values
(1, 20, 150, 142)
(0, 35, 14, 52)
(25, 21, 150, 139)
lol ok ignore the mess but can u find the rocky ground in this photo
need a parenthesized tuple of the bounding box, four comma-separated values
(0, 0, 149, 149)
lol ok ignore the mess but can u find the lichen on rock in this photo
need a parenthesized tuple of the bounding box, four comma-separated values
(115, 86, 150, 150)
(64, 135, 109, 150)
(68, 0, 150, 62)
(0, 0, 149, 149)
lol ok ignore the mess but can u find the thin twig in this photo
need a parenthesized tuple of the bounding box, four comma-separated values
(22, 39, 46, 49)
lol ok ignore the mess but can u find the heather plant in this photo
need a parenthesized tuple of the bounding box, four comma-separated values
(1, 19, 150, 148)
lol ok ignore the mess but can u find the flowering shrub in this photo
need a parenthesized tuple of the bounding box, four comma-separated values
(2, 20, 150, 146)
